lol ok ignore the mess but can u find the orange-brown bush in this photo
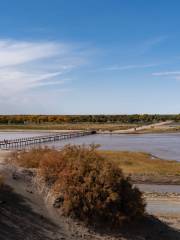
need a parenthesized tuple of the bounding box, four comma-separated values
(12, 147, 55, 168)
(13, 145, 145, 226)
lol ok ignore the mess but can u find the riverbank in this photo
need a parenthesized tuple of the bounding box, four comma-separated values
(1, 121, 180, 134)
(0, 123, 136, 131)
(1, 148, 180, 185)
(0, 150, 180, 239)
(100, 150, 180, 184)
(0, 121, 180, 134)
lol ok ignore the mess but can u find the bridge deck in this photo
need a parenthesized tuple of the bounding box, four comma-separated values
(0, 131, 94, 149)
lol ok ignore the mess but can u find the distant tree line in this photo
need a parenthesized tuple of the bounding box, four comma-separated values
(0, 114, 179, 125)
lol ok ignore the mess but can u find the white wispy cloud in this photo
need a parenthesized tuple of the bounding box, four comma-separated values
(136, 36, 167, 55)
(152, 71, 180, 76)
(142, 36, 167, 49)
(152, 71, 180, 81)
(0, 39, 86, 110)
(103, 63, 157, 71)
(0, 40, 62, 67)
(92, 63, 158, 72)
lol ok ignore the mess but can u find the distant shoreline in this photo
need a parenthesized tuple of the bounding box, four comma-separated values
(0, 120, 180, 134)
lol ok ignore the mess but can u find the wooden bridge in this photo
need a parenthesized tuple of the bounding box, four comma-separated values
(0, 131, 96, 150)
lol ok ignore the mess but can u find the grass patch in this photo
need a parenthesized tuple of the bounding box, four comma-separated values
(100, 150, 180, 177)
(13, 148, 180, 182)
(0, 123, 137, 131)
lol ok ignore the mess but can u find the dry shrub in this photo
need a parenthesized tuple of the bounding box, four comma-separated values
(12, 147, 54, 168)
(37, 145, 145, 226)
(12, 145, 145, 226)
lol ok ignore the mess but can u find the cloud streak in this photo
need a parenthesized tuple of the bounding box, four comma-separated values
(0, 40, 63, 67)
(103, 63, 157, 71)
(152, 71, 180, 76)
(92, 63, 158, 72)
(152, 71, 180, 81)
(0, 39, 85, 110)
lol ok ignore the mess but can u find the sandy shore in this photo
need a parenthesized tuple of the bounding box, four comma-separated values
(98, 121, 174, 134)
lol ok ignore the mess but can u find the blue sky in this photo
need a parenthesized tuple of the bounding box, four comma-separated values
(0, 0, 180, 114)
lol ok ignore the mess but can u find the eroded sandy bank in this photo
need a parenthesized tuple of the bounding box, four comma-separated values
(0, 150, 180, 240)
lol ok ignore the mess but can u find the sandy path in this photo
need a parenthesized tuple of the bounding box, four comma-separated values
(108, 121, 173, 134)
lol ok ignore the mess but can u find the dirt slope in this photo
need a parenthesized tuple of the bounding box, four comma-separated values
(0, 150, 180, 240)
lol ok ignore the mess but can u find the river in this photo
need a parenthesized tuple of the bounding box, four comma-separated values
(0, 132, 180, 161)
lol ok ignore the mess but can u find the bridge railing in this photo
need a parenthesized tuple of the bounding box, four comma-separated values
(0, 131, 95, 149)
